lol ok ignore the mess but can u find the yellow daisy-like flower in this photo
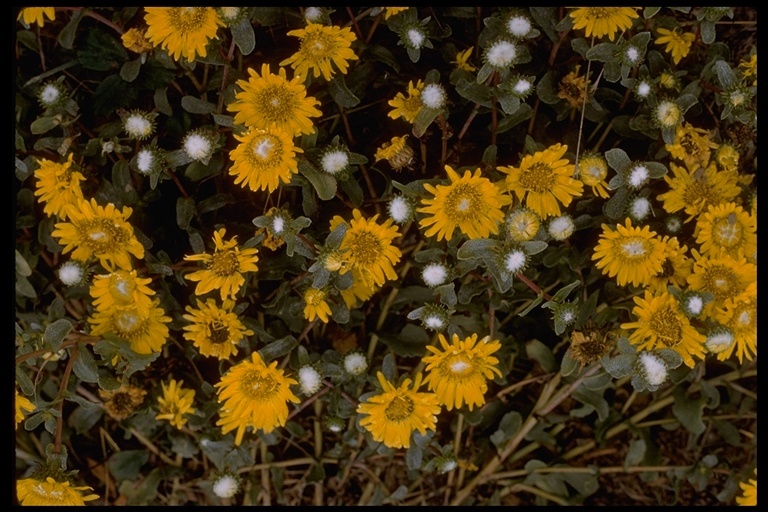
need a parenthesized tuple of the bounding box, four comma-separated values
(15, 390, 35, 427)
(17, 7, 55, 28)
(304, 288, 332, 323)
(357, 372, 441, 449)
(421, 333, 502, 411)
(736, 469, 757, 506)
(33, 154, 85, 221)
(375, 135, 414, 171)
(89, 268, 155, 314)
(557, 66, 589, 109)
(620, 290, 707, 368)
(184, 228, 260, 301)
(51, 198, 145, 270)
(388, 79, 425, 123)
(144, 7, 223, 62)
(330, 209, 402, 289)
(665, 122, 718, 169)
(340, 271, 378, 309)
(738, 54, 757, 86)
(645, 235, 692, 294)
(569, 7, 639, 41)
(280, 23, 359, 82)
(655, 27, 696, 65)
(383, 7, 409, 19)
(714, 143, 740, 174)
(714, 283, 756, 364)
(215, 352, 300, 445)
(451, 47, 477, 72)
(576, 153, 610, 199)
(228, 125, 302, 193)
(687, 250, 755, 319)
(592, 218, 667, 288)
(657, 161, 742, 223)
(156, 379, 196, 429)
(506, 207, 541, 242)
(694, 202, 756, 262)
(182, 298, 253, 360)
(99, 382, 147, 420)
(89, 300, 171, 355)
(418, 165, 512, 242)
(228, 63, 322, 137)
(16, 476, 99, 506)
(498, 143, 583, 219)
(121, 27, 154, 54)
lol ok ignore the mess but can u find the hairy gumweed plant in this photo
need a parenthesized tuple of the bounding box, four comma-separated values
(15, 6, 756, 506)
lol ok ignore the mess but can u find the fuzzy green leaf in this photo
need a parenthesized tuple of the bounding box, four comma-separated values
(181, 95, 217, 115)
(298, 160, 337, 201)
(44, 319, 73, 352)
(231, 19, 256, 55)
(72, 343, 100, 383)
(328, 75, 360, 108)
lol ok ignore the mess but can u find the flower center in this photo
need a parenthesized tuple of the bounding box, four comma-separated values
(300, 30, 335, 60)
(649, 306, 682, 346)
(169, 7, 209, 33)
(384, 394, 415, 421)
(700, 266, 739, 300)
(346, 230, 383, 265)
(442, 353, 474, 378)
(257, 85, 297, 124)
(114, 310, 145, 338)
(241, 369, 279, 400)
(209, 249, 240, 276)
(445, 183, 481, 220)
(209, 321, 230, 344)
(712, 218, 742, 247)
(618, 237, 650, 259)
(519, 163, 555, 193)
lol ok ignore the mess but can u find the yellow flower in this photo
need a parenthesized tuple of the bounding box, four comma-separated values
(227, 63, 322, 137)
(215, 352, 300, 445)
(228, 125, 302, 193)
(16, 476, 99, 506)
(694, 202, 756, 262)
(304, 288, 332, 323)
(182, 298, 253, 360)
(357, 372, 441, 449)
(15, 390, 35, 427)
(99, 383, 147, 420)
(592, 218, 667, 288)
(576, 153, 610, 199)
(687, 250, 755, 320)
(89, 268, 155, 314)
(156, 379, 196, 429)
(121, 27, 154, 54)
(620, 290, 707, 368)
(375, 135, 414, 171)
(557, 66, 589, 109)
(657, 161, 742, 223)
(17, 7, 55, 28)
(144, 7, 223, 62)
(184, 228, 260, 301)
(738, 54, 757, 86)
(714, 143, 740, 174)
(645, 236, 692, 294)
(569, 7, 639, 41)
(33, 154, 85, 220)
(498, 143, 583, 219)
(388, 79, 425, 123)
(280, 23, 359, 81)
(665, 122, 718, 169)
(422, 333, 502, 411)
(451, 47, 477, 72)
(736, 469, 757, 506)
(418, 165, 512, 242)
(383, 7, 409, 19)
(340, 271, 378, 309)
(714, 283, 756, 364)
(655, 27, 696, 65)
(51, 198, 145, 270)
(506, 207, 541, 242)
(89, 300, 171, 355)
(330, 209, 402, 289)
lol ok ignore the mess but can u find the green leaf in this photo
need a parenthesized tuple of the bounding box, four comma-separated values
(624, 439, 646, 470)
(77, 29, 128, 71)
(181, 95, 217, 115)
(517, 294, 544, 317)
(603, 186, 631, 220)
(525, 339, 557, 372)
(456, 238, 499, 260)
(364, 44, 400, 72)
(212, 114, 234, 127)
(15, 250, 32, 277)
(16, 276, 37, 299)
(298, 159, 337, 201)
(120, 59, 142, 83)
(434, 283, 457, 308)
(490, 411, 522, 451)
(176, 197, 196, 230)
(713, 60, 737, 89)
(522, 240, 548, 256)
(72, 343, 100, 383)
(231, 19, 256, 55)
(154, 88, 173, 116)
(44, 319, 73, 352)
(405, 443, 423, 471)
(550, 280, 580, 303)
(30, 116, 61, 135)
(108, 450, 149, 480)
(586, 42, 617, 63)
(643, 7, 661, 18)
(455, 78, 493, 107)
(699, 20, 716, 45)
(379, 324, 429, 357)
(258, 335, 298, 362)
(535, 70, 560, 105)
(328, 75, 360, 108)
(412, 107, 442, 138)
(604, 147, 631, 172)
(673, 388, 706, 436)
(58, 9, 85, 49)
